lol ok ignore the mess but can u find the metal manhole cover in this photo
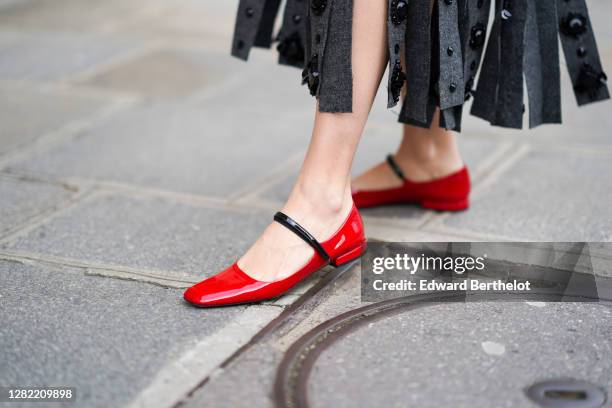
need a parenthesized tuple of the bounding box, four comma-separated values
(526, 379, 606, 408)
(275, 292, 612, 408)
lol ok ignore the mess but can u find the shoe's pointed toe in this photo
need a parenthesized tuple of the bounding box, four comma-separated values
(183, 284, 203, 305)
(183, 264, 267, 307)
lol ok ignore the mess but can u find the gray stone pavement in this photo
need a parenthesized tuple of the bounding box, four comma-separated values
(0, 0, 611, 407)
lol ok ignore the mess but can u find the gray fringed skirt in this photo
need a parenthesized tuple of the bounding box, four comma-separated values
(231, 0, 609, 131)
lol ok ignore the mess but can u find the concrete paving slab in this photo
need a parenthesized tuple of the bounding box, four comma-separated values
(0, 0, 147, 32)
(364, 222, 474, 242)
(79, 48, 241, 100)
(9, 102, 310, 198)
(0, 259, 245, 408)
(0, 176, 74, 236)
(308, 301, 612, 408)
(197, 51, 315, 115)
(0, 83, 111, 156)
(118, 0, 238, 42)
(0, 0, 26, 10)
(0, 29, 136, 81)
(589, 1, 612, 41)
(438, 149, 612, 241)
(2, 192, 270, 282)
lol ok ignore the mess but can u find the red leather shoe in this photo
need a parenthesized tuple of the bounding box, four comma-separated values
(352, 154, 471, 211)
(183, 204, 366, 307)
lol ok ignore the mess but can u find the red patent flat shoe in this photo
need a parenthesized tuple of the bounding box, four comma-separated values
(352, 154, 471, 211)
(183, 203, 366, 307)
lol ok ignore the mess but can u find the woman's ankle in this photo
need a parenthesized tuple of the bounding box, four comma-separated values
(289, 180, 352, 214)
(282, 180, 353, 237)
(394, 148, 464, 181)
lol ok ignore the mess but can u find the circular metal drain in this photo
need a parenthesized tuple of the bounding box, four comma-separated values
(274, 292, 610, 408)
(526, 379, 607, 408)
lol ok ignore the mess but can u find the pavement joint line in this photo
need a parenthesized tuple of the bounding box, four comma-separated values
(468, 140, 518, 184)
(362, 212, 434, 230)
(84, 268, 195, 289)
(421, 142, 530, 230)
(0, 77, 140, 103)
(0, 193, 83, 241)
(1, 167, 279, 215)
(460, 130, 612, 155)
(228, 152, 304, 204)
(364, 122, 612, 155)
(527, 141, 612, 156)
(189, 62, 266, 106)
(0, 1, 168, 35)
(89, 180, 285, 216)
(152, 36, 234, 53)
(188, 53, 308, 107)
(0, 250, 198, 288)
(0, 170, 80, 192)
(1, 169, 97, 194)
(467, 142, 531, 198)
(60, 36, 251, 99)
(189, 62, 279, 108)
(95, 1, 176, 35)
(421, 224, 527, 242)
(231, 196, 285, 212)
(90, 179, 233, 208)
(0, 97, 138, 169)
(0, 185, 95, 244)
(58, 40, 167, 84)
(364, 218, 490, 241)
(148, 38, 235, 54)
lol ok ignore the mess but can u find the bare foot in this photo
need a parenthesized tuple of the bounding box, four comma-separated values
(237, 186, 353, 282)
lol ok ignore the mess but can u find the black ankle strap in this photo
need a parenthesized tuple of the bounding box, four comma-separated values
(273, 212, 331, 262)
(386, 154, 405, 180)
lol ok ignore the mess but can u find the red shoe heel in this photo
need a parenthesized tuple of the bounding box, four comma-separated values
(352, 154, 471, 211)
(331, 242, 367, 267)
(421, 197, 469, 212)
(184, 203, 366, 307)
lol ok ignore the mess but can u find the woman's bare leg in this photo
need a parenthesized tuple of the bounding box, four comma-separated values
(352, 110, 465, 190)
(238, 0, 389, 281)
(352, 0, 464, 191)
